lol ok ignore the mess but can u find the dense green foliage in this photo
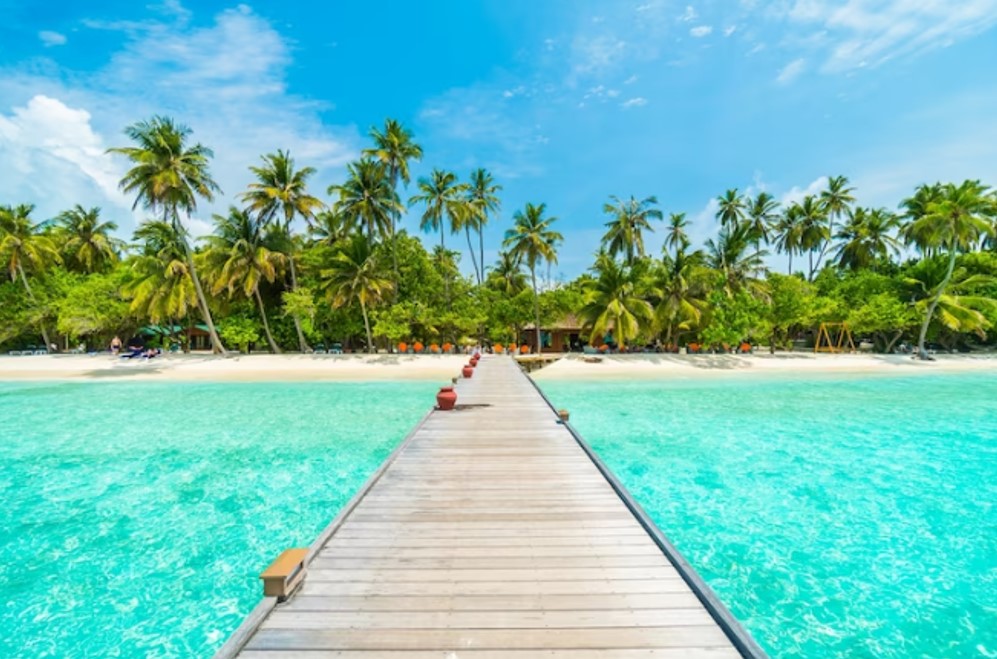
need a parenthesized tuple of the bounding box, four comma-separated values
(2, 116, 996, 355)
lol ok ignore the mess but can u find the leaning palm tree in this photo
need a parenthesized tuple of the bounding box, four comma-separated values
(601, 195, 662, 264)
(905, 258, 996, 349)
(55, 205, 123, 273)
(664, 212, 690, 257)
(203, 207, 286, 353)
(579, 253, 654, 348)
(329, 158, 402, 242)
(503, 203, 563, 352)
(833, 207, 901, 271)
(108, 116, 226, 353)
(904, 180, 995, 358)
(467, 168, 502, 284)
(0, 203, 60, 348)
(363, 119, 423, 285)
(241, 149, 324, 352)
(900, 183, 945, 255)
(122, 221, 199, 335)
(319, 234, 393, 354)
(716, 189, 747, 229)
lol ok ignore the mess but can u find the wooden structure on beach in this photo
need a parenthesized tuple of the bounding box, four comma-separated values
(217, 356, 765, 658)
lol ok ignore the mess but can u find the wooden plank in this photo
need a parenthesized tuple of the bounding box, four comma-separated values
(281, 592, 705, 612)
(298, 579, 692, 597)
(239, 650, 741, 659)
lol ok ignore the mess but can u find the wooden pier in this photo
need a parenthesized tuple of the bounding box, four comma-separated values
(218, 356, 764, 658)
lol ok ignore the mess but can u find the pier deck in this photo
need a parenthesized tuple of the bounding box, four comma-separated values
(221, 356, 763, 658)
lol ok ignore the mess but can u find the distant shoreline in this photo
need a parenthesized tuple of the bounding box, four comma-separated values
(1, 352, 994, 383)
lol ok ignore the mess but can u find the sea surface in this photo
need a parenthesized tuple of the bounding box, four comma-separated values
(541, 372, 997, 657)
(0, 380, 436, 658)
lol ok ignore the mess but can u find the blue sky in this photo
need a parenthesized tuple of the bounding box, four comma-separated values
(1, 0, 996, 277)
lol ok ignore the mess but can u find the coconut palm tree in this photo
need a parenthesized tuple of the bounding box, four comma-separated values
(903, 180, 995, 358)
(797, 195, 830, 280)
(241, 149, 324, 352)
(833, 207, 902, 271)
(746, 192, 780, 248)
(0, 203, 60, 348)
(601, 195, 662, 264)
(308, 209, 353, 248)
(319, 234, 393, 354)
(204, 207, 286, 353)
(664, 212, 689, 257)
(363, 119, 423, 286)
(705, 222, 768, 296)
(108, 116, 226, 353)
(900, 183, 945, 255)
(653, 247, 709, 346)
(123, 221, 198, 331)
(819, 175, 856, 268)
(579, 253, 653, 348)
(329, 158, 403, 242)
(905, 257, 996, 349)
(55, 205, 123, 273)
(716, 189, 747, 229)
(409, 169, 470, 304)
(503, 203, 563, 353)
(467, 168, 502, 284)
(487, 250, 527, 296)
(774, 203, 805, 275)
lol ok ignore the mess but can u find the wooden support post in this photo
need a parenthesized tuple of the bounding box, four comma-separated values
(259, 548, 308, 601)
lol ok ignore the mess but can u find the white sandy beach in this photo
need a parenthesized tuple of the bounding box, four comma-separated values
(530, 352, 997, 380)
(0, 351, 994, 382)
(0, 353, 471, 381)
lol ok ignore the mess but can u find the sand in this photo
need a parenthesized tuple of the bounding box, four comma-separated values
(1, 351, 993, 382)
(530, 352, 997, 380)
(0, 353, 471, 382)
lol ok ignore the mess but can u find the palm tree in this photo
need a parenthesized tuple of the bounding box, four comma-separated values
(905, 258, 996, 349)
(108, 116, 226, 353)
(241, 149, 324, 353)
(0, 203, 60, 348)
(900, 183, 944, 255)
(503, 203, 563, 353)
(664, 213, 689, 257)
(774, 203, 805, 275)
(319, 234, 393, 354)
(409, 169, 470, 305)
(308, 209, 353, 248)
(797, 195, 830, 280)
(123, 221, 198, 333)
(204, 207, 286, 353)
(601, 195, 662, 264)
(904, 180, 995, 358)
(653, 247, 709, 346)
(329, 158, 402, 242)
(716, 189, 747, 229)
(579, 253, 654, 348)
(705, 222, 768, 296)
(746, 192, 780, 248)
(363, 119, 423, 286)
(467, 168, 502, 284)
(487, 250, 527, 296)
(833, 207, 901, 271)
(55, 205, 123, 273)
(819, 175, 856, 267)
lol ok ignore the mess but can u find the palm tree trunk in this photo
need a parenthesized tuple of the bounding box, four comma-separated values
(465, 227, 481, 284)
(361, 300, 374, 354)
(16, 263, 52, 350)
(479, 226, 485, 285)
(788, 251, 793, 276)
(808, 251, 814, 281)
(531, 267, 541, 355)
(182, 244, 226, 355)
(391, 216, 400, 303)
(286, 256, 310, 352)
(917, 249, 957, 360)
(441, 227, 450, 310)
(254, 288, 280, 354)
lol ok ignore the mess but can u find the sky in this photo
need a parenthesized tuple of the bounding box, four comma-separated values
(1, 0, 996, 278)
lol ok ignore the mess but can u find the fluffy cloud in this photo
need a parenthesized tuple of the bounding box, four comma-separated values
(621, 97, 648, 109)
(0, 5, 357, 236)
(38, 31, 67, 47)
(690, 25, 713, 37)
(776, 58, 807, 84)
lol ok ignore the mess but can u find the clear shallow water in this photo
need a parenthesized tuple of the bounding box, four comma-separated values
(0, 380, 435, 658)
(541, 373, 997, 658)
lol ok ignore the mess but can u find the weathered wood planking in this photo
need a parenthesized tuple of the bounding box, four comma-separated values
(220, 356, 763, 658)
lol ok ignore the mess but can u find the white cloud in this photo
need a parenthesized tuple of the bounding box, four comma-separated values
(623, 74, 638, 84)
(780, 176, 828, 206)
(690, 25, 713, 38)
(0, 6, 358, 237)
(680, 5, 699, 22)
(621, 97, 648, 109)
(776, 57, 807, 84)
(775, 0, 997, 73)
(38, 31, 67, 47)
(724, 25, 738, 37)
(571, 35, 628, 77)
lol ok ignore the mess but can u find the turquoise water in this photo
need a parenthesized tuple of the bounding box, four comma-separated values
(0, 380, 435, 658)
(541, 373, 997, 658)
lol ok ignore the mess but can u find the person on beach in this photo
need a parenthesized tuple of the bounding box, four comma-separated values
(110, 336, 122, 355)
